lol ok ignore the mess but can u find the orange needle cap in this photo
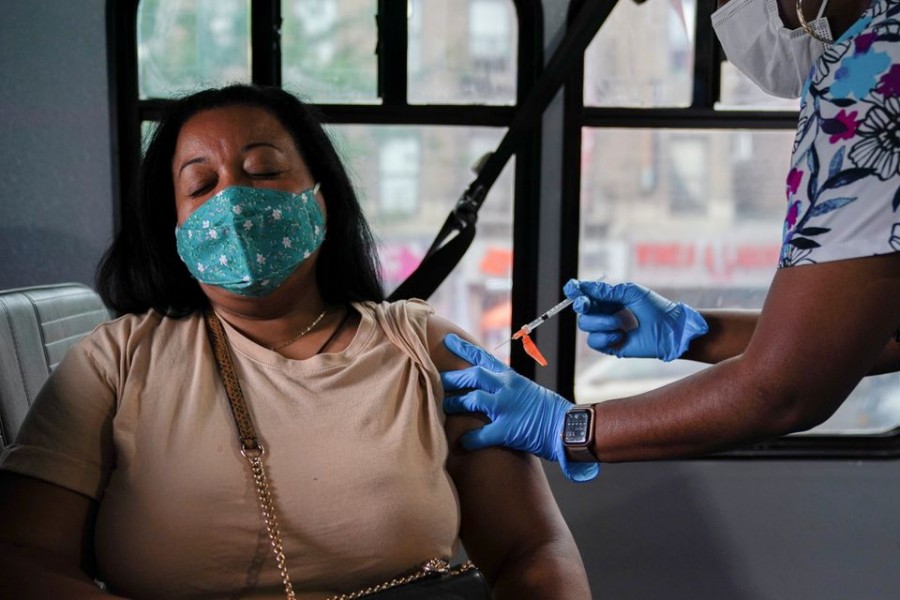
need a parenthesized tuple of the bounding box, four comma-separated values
(519, 332, 548, 366)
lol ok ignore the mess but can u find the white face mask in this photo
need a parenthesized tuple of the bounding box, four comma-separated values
(712, 0, 833, 99)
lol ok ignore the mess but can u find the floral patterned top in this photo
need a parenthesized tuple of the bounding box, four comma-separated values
(780, 0, 900, 267)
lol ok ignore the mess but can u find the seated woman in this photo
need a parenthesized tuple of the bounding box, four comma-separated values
(0, 84, 590, 599)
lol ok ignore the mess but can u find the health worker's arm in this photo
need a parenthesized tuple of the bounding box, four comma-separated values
(676, 309, 900, 375)
(593, 252, 900, 462)
(568, 280, 900, 375)
(426, 316, 591, 600)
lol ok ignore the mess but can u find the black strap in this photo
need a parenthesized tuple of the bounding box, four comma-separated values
(388, 0, 619, 301)
(387, 197, 479, 301)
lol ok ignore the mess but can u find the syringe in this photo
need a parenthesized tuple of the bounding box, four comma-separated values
(518, 297, 574, 337)
(494, 297, 574, 350)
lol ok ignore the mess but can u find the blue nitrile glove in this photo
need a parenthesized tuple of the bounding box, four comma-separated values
(563, 279, 709, 362)
(440, 334, 599, 483)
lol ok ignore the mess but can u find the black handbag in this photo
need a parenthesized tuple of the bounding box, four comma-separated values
(353, 559, 491, 600)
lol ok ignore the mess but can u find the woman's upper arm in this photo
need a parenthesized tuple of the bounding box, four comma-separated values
(425, 313, 478, 372)
(444, 440, 582, 576)
(425, 315, 589, 593)
(0, 334, 117, 578)
(442, 412, 591, 597)
(0, 471, 98, 573)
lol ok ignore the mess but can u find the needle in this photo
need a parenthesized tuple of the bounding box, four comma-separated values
(494, 297, 574, 350)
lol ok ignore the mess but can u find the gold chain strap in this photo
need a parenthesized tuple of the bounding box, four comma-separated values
(325, 559, 476, 600)
(205, 309, 296, 600)
(205, 309, 469, 600)
(246, 451, 296, 600)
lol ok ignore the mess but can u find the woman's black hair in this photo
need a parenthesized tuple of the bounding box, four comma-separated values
(97, 84, 384, 315)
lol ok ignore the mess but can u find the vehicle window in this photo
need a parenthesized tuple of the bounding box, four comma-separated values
(330, 124, 515, 351)
(584, 0, 695, 107)
(575, 126, 900, 435)
(408, 0, 518, 104)
(282, 0, 379, 103)
(575, 357, 706, 403)
(718, 61, 802, 112)
(137, 0, 251, 99)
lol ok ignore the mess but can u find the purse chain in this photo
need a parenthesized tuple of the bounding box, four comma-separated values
(205, 309, 472, 600)
(325, 559, 476, 600)
(205, 309, 297, 599)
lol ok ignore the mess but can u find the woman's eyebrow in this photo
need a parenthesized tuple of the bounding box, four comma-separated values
(244, 141, 286, 154)
(177, 156, 206, 176)
(177, 142, 284, 176)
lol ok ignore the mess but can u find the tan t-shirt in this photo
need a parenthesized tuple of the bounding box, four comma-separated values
(0, 300, 461, 599)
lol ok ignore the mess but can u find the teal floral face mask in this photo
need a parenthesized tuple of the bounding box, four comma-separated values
(175, 184, 325, 297)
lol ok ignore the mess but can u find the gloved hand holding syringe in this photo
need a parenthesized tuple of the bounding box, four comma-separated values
(497, 276, 638, 366)
(440, 277, 708, 482)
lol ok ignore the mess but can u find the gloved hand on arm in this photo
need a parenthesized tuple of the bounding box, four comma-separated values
(440, 334, 600, 482)
(563, 279, 709, 362)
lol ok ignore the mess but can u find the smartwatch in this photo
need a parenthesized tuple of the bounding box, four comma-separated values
(562, 405, 596, 462)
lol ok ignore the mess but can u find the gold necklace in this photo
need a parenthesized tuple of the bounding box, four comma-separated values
(269, 308, 327, 351)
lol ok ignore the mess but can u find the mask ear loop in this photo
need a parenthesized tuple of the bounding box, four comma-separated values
(796, 0, 834, 44)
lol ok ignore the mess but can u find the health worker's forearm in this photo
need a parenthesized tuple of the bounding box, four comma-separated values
(682, 309, 900, 376)
(679, 309, 759, 364)
(589, 354, 829, 462)
(590, 253, 900, 462)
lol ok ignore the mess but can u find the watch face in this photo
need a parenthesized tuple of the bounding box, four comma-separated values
(564, 409, 591, 445)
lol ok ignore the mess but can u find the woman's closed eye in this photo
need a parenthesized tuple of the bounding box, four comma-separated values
(188, 180, 216, 197)
(185, 170, 283, 197)
(248, 170, 284, 180)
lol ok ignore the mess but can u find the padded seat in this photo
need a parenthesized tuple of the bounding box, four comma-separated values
(0, 283, 111, 447)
